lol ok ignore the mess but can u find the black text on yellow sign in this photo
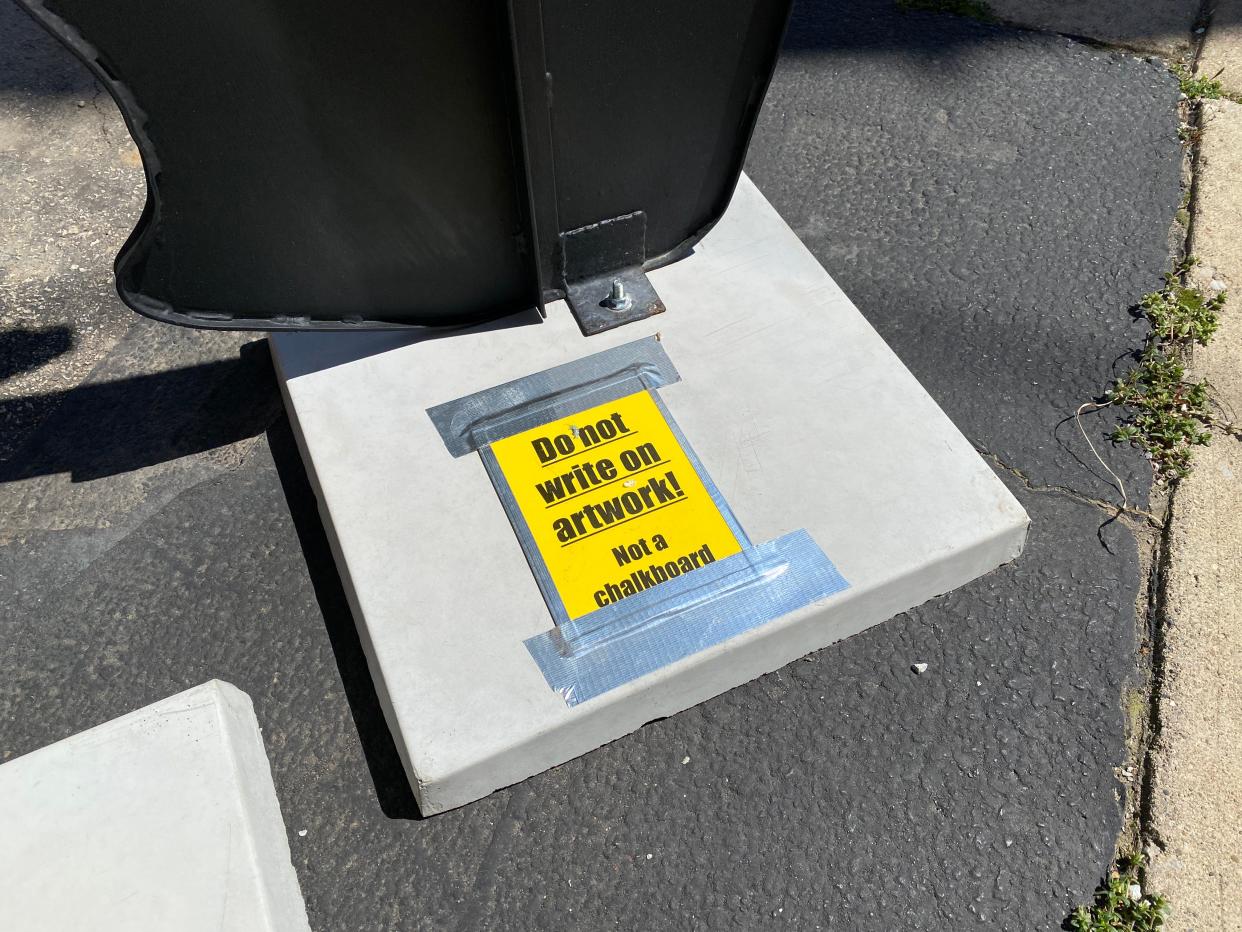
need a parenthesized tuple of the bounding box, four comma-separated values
(489, 391, 743, 620)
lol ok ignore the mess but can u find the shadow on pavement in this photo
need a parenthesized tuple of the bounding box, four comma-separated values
(0, 326, 73, 380)
(0, 0, 995, 100)
(1, 0, 96, 95)
(0, 338, 279, 482)
(266, 411, 423, 820)
(21, 0, 1233, 103)
(0, 323, 423, 816)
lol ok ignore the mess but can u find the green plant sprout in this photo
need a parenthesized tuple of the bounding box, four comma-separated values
(1171, 64, 1241, 102)
(1108, 257, 1226, 480)
(1069, 858, 1168, 932)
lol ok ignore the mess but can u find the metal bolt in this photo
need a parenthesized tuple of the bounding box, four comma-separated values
(602, 278, 632, 312)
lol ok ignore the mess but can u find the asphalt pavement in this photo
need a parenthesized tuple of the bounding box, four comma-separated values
(0, 0, 1182, 928)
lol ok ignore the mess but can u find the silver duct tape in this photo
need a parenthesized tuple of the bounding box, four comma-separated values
(524, 530, 849, 706)
(427, 336, 680, 456)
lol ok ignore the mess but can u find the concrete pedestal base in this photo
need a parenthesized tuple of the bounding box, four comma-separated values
(0, 681, 309, 931)
(270, 175, 1028, 815)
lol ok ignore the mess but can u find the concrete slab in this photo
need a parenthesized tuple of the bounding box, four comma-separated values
(1147, 442, 1242, 930)
(1199, 1, 1242, 96)
(1146, 99, 1242, 931)
(1186, 100, 1242, 307)
(0, 680, 310, 932)
(271, 174, 1029, 814)
(982, 0, 1197, 59)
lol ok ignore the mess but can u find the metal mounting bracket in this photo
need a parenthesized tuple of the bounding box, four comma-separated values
(560, 211, 665, 336)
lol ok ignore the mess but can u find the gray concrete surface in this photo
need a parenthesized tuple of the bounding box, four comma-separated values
(1198, 0, 1242, 96)
(0, 681, 311, 932)
(983, 0, 1198, 59)
(1146, 98, 1242, 932)
(0, 1, 1182, 929)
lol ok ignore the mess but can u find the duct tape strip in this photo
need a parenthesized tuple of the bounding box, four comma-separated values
(524, 529, 849, 706)
(427, 336, 679, 457)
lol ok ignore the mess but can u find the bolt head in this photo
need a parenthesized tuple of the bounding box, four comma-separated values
(602, 279, 633, 312)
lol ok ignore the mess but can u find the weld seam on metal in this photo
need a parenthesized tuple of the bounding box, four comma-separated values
(427, 336, 680, 456)
(524, 530, 849, 706)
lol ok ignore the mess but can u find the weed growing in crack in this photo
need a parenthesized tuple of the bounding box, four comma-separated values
(896, 0, 994, 22)
(1069, 857, 1168, 931)
(1172, 64, 1242, 102)
(1107, 258, 1227, 480)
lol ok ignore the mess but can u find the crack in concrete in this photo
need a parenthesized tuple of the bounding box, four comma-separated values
(1125, 0, 1218, 881)
(89, 83, 110, 139)
(1137, 506, 1173, 857)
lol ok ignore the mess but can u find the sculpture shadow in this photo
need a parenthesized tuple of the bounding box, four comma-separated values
(1, 324, 424, 817)
(0, 326, 73, 380)
(0, 338, 279, 483)
(266, 411, 423, 820)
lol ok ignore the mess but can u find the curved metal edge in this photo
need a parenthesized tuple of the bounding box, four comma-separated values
(15, 0, 536, 334)
(15, 0, 793, 333)
(640, 0, 796, 278)
(123, 291, 540, 334)
(13, 1, 172, 324)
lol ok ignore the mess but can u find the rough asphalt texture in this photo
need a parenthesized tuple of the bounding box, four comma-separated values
(0, 1, 1181, 929)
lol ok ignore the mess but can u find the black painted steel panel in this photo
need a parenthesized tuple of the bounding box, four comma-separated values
(17, 0, 792, 331)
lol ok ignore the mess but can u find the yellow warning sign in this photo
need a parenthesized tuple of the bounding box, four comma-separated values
(489, 391, 743, 620)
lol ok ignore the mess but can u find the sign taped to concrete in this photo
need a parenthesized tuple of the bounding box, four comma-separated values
(487, 391, 744, 621)
(429, 336, 849, 704)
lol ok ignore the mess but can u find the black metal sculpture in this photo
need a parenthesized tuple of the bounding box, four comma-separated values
(17, 1, 792, 334)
